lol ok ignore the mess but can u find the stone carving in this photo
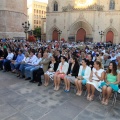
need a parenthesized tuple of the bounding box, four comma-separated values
(62, 4, 73, 12)
(110, 18, 113, 26)
(62, 4, 104, 12)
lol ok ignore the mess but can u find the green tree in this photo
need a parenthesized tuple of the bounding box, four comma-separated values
(33, 27, 41, 39)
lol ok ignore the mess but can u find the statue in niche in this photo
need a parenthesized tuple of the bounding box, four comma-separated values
(54, 18, 56, 24)
(109, 0, 115, 10)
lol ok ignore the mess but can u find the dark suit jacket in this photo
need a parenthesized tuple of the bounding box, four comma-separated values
(67, 63, 79, 77)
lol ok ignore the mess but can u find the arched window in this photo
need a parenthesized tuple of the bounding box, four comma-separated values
(109, 0, 115, 10)
(53, 1, 58, 11)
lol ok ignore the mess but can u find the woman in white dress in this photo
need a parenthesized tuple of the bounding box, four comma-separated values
(44, 55, 59, 86)
(86, 61, 105, 101)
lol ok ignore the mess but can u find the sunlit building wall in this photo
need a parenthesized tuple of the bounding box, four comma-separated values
(27, 0, 47, 30)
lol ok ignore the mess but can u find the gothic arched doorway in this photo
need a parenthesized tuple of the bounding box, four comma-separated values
(106, 31, 114, 43)
(52, 30, 58, 41)
(76, 28, 86, 42)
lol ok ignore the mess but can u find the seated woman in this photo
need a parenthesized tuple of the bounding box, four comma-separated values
(75, 59, 91, 96)
(100, 61, 119, 105)
(44, 55, 59, 86)
(64, 56, 79, 92)
(54, 56, 69, 91)
(86, 61, 105, 101)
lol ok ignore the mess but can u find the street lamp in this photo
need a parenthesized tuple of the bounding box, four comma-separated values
(28, 29, 33, 36)
(57, 30, 62, 50)
(22, 21, 30, 41)
(99, 31, 104, 42)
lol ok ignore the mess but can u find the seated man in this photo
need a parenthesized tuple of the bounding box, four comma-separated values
(19, 50, 37, 78)
(102, 53, 111, 70)
(24, 52, 42, 80)
(17, 52, 30, 77)
(0, 49, 14, 72)
(10, 50, 24, 72)
(31, 52, 50, 86)
(110, 52, 116, 62)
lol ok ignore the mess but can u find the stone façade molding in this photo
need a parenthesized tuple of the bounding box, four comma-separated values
(62, 4, 104, 12)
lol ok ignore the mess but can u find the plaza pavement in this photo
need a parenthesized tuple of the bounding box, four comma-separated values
(0, 71, 120, 120)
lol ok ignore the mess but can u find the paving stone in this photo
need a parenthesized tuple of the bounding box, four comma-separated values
(39, 111, 71, 120)
(0, 91, 22, 103)
(9, 82, 28, 91)
(69, 96, 90, 109)
(22, 105, 48, 120)
(47, 101, 82, 119)
(86, 101, 111, 116)
(12, 84, 39, 95)
(4, 112, 30, 120)
(0, 104, 17, 120)
(0, 88, 12, 95)
(7, 97, 35, 111)
(73, 109, 105, 120)
(105, 107, 120, 120)
(0, 99, 5, 106)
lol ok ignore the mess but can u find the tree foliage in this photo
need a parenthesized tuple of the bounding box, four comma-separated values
(33, 27, 41, 38)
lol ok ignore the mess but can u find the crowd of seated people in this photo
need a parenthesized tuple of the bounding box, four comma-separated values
(0, 41, 120, 105)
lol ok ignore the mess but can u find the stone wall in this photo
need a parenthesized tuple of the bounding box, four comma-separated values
(0, 0, 27, 38)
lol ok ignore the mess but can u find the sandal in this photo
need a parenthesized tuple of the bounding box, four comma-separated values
(77, 91, 82, 96)
(56, 86, 60, 91)
(89, 95, 94, 101)
(76, 92, 79, 96)
(87, 94, 90, 100)
(104, 99, 108, 106)
(101, 98, 105, 105)
(54, 87, 57, 91)
(44, 83, 48, 87)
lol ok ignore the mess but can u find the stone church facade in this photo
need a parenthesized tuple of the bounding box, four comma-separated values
(46, 0, 120, 44)
(0, 0, 27, 38)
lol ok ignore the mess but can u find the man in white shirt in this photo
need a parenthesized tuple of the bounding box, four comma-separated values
(101, 47, 105, 53)
(19, 50, 37, 78)
(110, 52, 116, 61)
(24, 53, 42, 80)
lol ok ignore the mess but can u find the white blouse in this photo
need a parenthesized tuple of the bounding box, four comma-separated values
(57, 62, 69, 74)
(92, 68, 104, 81)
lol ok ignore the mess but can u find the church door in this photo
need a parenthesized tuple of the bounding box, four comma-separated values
(52, 30, 58, 41)
(106, 31, 114, 43)
(76, 28, 86, 42)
